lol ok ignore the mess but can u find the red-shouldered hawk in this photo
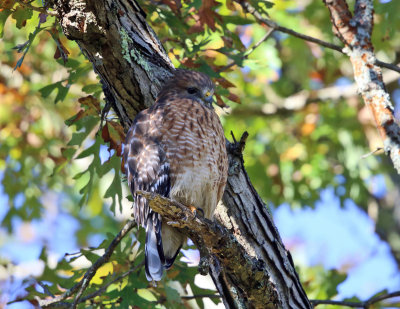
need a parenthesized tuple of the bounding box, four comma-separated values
(123, 69, 228, 281)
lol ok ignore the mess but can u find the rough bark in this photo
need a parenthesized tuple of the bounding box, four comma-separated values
(55, 0, 174, 127)
(323, 0, 400, 174)
(54, 0, 311, 308)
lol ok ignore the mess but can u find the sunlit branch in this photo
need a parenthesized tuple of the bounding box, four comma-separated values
(36, 220, 136, 308)
(322, 0, 400, 174)
(217, 28, 275, 73)
(235, 0, 400, 74)
(230, 67, 400, 118)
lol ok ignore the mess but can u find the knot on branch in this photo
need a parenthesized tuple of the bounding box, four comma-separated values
(227, 131, 248, 175)
(57, 2, 105, 41)
(229, 131, 249, 156)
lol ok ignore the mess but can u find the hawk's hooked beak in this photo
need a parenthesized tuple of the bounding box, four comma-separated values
(204, 91, 214, 108)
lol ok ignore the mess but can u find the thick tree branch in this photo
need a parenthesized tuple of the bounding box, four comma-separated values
(137, 191, 280, 309)
(55, 0, 174, 128)
(323, 0, 400, 174)
(138, 180, 310, 309)
(235, 0, 400, 74)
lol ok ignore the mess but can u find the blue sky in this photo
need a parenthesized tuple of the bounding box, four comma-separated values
(274, 187, 400, 299)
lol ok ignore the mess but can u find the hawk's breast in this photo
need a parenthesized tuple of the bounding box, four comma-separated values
(159, 99, 228, 218)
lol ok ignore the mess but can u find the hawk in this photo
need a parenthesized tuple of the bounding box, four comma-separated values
(123, 69, 228, 281)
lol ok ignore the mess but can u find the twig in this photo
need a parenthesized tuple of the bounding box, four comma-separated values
(229, 131, 248, 156)
(311, 299, 364, 308)
(181, 294, 221, 300)
(311, 290, 400, 308)
(15, 0, 58, 17)
(79, 261, 145, 303)
(37, 220, 136, 308)
(217, 28, 275, 73)
(71, 220, 136, 308)
(367, 290, 400, 306)
(361, 147, 383, 159)
(38, 281, 55, 298)
(235, 0, 400, 74)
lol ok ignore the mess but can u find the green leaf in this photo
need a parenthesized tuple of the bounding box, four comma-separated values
(55, 84, 69, 103)
(80, 248, 101, 264)
(165, 285, 182, 307)
(82, 83, 102, 94)
(104, 160, 123, 214)
(76, 139, 100, 159)
(38, 81, 69, 103)
(222, 15, 253, 25)
(0, 9, 12, 38)
(39, 82, 62, 98)
(11, 6, 33, 29)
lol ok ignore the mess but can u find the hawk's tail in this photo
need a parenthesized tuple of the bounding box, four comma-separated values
(144, 214, 164, 281)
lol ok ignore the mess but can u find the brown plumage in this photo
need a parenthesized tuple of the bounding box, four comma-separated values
(123, 69, 228, 281)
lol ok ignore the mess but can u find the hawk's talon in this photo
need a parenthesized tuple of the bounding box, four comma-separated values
(188, 205, 204, 218)
(196, 207, 205, 217)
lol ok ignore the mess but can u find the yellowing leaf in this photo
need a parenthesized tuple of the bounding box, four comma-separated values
(87, 187, 103, 216)
(137, 289, 157, 302)
(91, 262, 114, 285)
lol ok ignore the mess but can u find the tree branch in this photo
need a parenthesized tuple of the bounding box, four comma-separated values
(136, 190, 280, 309)
(230, 66, 400, 117)
(37, 220, 136, 308)
(217, 28, 275, 73)
(322, 0, 400, 174)
(79, 262, 145, 304)
(55, 0, 174, 128)
(311, 290, 400, 308)
(235, 0, 400, 74)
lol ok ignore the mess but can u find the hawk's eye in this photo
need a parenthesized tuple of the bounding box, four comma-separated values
(187, 87, 198, 94)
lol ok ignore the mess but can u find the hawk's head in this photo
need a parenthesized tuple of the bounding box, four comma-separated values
(158, 69, 215, 108)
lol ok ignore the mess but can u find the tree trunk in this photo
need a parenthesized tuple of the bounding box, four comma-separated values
(55, 0, 311, 308)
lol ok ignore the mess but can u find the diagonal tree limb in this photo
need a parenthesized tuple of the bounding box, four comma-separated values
(135, 190, 283, 309)
(235, 0, 400, 74)
(323, 0, 400, 174)
(37, 219, 136, 308)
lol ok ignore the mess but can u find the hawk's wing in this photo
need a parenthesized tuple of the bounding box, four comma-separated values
(123, 109, 170, 281)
